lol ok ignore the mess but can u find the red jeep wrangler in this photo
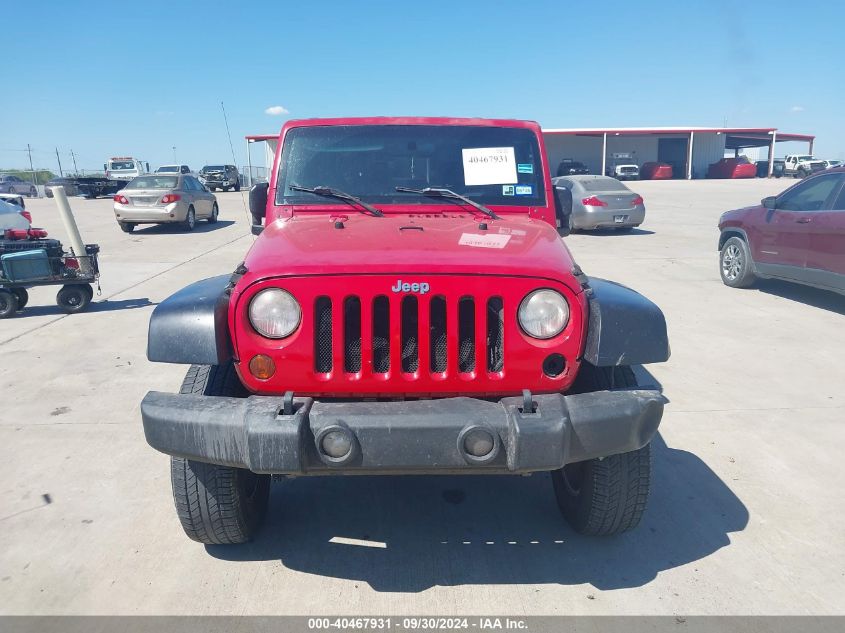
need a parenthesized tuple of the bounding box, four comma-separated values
(141, 117, 669, 544)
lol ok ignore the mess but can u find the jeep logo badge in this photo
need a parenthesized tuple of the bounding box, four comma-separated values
(391, 280, 430, 295)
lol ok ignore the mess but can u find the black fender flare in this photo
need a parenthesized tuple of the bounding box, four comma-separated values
(583, 278, 670, 367)
(147, 275, 233, 365)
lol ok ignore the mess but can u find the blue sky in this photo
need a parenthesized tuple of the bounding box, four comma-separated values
(3, 0, 842, 173)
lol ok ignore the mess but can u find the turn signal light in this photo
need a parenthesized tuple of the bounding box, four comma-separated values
(160, 194, 181, 204)
(248, 354, 276, 380)
(581, 196, 607, 207)
(113, 195, 128, 204)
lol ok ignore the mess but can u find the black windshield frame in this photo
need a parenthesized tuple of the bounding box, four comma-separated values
(275, 125, 546, 208)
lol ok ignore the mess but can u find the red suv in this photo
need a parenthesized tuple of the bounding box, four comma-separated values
(718, 168, 845, 294)
(141, 117, 670, 544)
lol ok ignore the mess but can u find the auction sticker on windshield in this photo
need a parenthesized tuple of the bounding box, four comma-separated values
(462, 147, 517, 186)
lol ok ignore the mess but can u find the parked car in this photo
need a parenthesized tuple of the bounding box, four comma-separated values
(141, 116, 670, 545)
(0, 193, 26, 210)
(199, 165, 241, 191)
(707, 157, 756, 179)
(755, 159, 785, 178)
(105, 157, 149, 181)
(552, 175, 645, 231)
(0, 175, 37, 197)
(823, 159, 842, 170)
(640, 162, 673, 180)
(156, 164, 192, 175)
(0, 199, 31, 232)
(556, 159, 589, 177)
(783, 154, 827, 178)
(718, 167, 845, 295)
(605, 153, 639, 180)
(113, 174, 218, 233)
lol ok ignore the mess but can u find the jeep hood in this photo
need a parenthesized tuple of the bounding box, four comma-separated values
(242, 213, 581, 292)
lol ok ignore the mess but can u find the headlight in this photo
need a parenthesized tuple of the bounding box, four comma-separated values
(518, 289, 569, 339)
(249, 288, 301, 338)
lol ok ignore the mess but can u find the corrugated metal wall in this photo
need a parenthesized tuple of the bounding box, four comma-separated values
(690, 133, 725, 178)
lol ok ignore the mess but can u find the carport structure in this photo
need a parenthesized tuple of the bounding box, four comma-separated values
(542, 127, 815, 179)
(246, 126, 815, 184)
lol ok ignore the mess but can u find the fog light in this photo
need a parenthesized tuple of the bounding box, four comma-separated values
(543, 353, 566, 377)
(248, 354, 275, 380)
(321, 430, 352, 459)
(463, 428, 495, 457)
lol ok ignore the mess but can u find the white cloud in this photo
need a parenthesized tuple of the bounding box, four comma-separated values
(790, 105, 804, 112)
(264, 105, 289, 116)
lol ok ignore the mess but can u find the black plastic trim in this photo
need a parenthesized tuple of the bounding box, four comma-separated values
(147, 275, 233, 365)
(583, 277, 670, 367)
(140, 388, 665, 475)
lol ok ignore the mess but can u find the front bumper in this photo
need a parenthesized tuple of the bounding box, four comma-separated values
(141, 388, 664, 475)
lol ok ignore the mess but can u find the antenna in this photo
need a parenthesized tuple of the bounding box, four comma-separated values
(221, 101, 251, 224)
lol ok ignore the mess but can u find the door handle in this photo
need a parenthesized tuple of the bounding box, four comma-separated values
(796, 217, 812, 224)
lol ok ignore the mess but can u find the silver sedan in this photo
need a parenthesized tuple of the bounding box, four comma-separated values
(553, 175, 646, 231)
(113, 174, 218, 233)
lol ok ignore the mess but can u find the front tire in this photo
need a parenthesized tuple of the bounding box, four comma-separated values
(720, 236, 756, 288)
(170, 364, 270, 544)
(552, 365, 651, 536)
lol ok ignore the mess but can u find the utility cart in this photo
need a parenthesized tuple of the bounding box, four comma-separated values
(0, 234, 100, 318)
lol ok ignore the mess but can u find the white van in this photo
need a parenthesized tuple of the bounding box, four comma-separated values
(104, 157, 149, 181)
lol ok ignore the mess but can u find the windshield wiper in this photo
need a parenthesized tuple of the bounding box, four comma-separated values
(394, 186, 500, 220)
(289, 184, 384, 217)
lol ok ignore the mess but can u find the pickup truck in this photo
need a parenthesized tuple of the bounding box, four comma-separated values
(605, 153, 640, 180)
(784, 154, 827, 178)
(140, 117, 670, 544)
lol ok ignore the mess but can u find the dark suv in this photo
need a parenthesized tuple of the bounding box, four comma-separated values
(199, 165, 240, 191)
(556, 159, 589, 176)
(718, 167, 845, 295)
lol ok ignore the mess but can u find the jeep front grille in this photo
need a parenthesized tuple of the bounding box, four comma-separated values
(314, 293, 505, 377)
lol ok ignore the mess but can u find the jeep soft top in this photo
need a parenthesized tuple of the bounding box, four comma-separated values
(141, 117, 669, 544)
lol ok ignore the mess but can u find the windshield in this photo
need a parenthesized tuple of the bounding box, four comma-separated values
(797, 156, 814, 161)
(203, 165, 226, 172)
(276, 125, 546, 207)
(125, 176, 178, 189)
(157, 166, 179, 173)
(109, 161, 135, 170)
(580, 177, 630, 192)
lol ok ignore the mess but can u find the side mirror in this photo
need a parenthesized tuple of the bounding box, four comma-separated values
(249, 182, 269, 233)
(762, 196, 777, 209)
(553, 185, 573, 236)
(103, 164, 107, 171)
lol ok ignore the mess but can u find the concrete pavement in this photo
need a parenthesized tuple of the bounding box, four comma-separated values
(1, 180, 843, 615)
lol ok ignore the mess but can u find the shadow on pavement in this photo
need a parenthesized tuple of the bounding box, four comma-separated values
(134, 220, 235, 234)
(208, 433, 748, 592)
(755, 279, 845, 315)
(576, 228, 655, 236)
(14, 297, 154, 317)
